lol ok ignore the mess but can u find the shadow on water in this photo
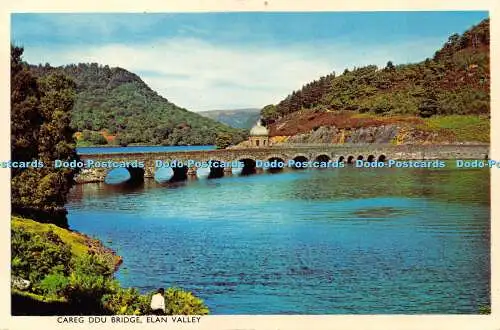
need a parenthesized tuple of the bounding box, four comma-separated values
(352, 207, 414, 219)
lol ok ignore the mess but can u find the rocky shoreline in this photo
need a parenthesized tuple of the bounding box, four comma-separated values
(78, 231, 123, 271)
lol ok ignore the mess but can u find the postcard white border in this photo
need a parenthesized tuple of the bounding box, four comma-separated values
(1, 1, 498, 329)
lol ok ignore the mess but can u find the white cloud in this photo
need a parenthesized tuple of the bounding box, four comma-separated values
(22, 37, 444, 111)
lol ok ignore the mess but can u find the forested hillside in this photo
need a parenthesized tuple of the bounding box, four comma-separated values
(199, 108, 261, 129)
(261, 18, 489, 142)
(30, 64, 247, 146)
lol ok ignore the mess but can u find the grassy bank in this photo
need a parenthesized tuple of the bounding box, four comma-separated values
(11, 216, 209, 315)
(268, 113, 489, 145)
(12, 216, 121, 267)
(355, 113, 490, 143)
(419, 115, 489, 143)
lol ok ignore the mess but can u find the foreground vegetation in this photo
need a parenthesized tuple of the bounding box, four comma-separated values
(11, 217, 209, 316)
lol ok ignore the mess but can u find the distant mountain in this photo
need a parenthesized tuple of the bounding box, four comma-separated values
(29, 63, 247, 146)
(198, 108, 261, 129)
(261, 18, 489, 144)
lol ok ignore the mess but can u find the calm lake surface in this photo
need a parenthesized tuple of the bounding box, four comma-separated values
(67, 146, 490, 314)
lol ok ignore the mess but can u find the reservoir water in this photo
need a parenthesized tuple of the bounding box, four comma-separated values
(67, 147, 490, 314)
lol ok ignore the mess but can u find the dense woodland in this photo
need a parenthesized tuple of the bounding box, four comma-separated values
(261, 19, 490, 133)
(29, 64, 247, 146)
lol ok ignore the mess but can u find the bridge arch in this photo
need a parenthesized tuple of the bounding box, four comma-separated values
(378, 154, 387, 162)
(266, 155, 287, 173)
(347, 155, 355, 164)
(208, 159, 225, 178)
(237, 156, 257, 175)
(338, 156, 345, 163)
(104, 166, 145, 185)
(155, 161, 190, 182)
(314, 154, 331, 163)
(367, 155, 375, 162)
(265, 153, 288, 163)
(357, 155, 364, 161)
(290, 153, 310, 169)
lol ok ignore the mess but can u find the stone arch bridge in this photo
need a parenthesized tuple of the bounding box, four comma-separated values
(75, 144, 488, 183)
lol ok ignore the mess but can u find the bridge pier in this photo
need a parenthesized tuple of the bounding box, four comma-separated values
(144, 163, 155, 179)
(187, 166, 197, 176)
(74, 168, 107, 183)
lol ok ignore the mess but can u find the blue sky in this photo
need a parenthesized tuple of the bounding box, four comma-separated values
(12, 12, 488, 111)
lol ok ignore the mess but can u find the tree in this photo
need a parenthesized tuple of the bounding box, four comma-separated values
(385, 61, 395, 70)
(418, 91, 440, 118)
(11, 45, 79, 227)
(261, 104, 277, 123)
(88, 132, 107, 145)
(215, 132, 233, 149)
(11, 46, 41, 169)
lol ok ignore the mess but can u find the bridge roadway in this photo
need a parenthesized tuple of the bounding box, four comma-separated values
(75, 144, 489, 183)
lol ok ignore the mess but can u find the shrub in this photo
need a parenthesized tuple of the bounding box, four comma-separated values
(164, 288, 209, 315)
(102, 287, 144, 315)
(37, 273, 70, 298)
(89, 131, 108, 145)
(62, 270, 116, 311)
(61, 254, 117, 313)
(215, 132, 233, 149)
(419, 94, 439, 118)
(11, 228, 72, 283)
(71, 254, 114, 277)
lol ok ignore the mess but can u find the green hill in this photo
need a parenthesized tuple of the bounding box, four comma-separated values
(29, 63, 247, 146)
(198, 108, 261, 129)
(261, 18, 489, 142)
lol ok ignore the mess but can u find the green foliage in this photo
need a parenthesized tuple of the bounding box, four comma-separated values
(11, 227, 72, 283)
(11, 46, 78, 226)
(37, 273, 70, 298)
(420, 115, 489, 143)
(81, 130, 107, 145)
(102, 287, 145, 315)
(72, 254, 114, 277)
(63, 270, 116, 307)
(164, 288, 209, 315)
(418, 92, 439, 118)
(58, 253, 117, 313)
(11, 217, 210, 315)
(215, 132, 233, 149)
(101, 287, 209, 316)
(11, 46, 41, 163)
(261, 18, 490, 125)
(29, 63, 247, 146)
(261, 104, 279, 124)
